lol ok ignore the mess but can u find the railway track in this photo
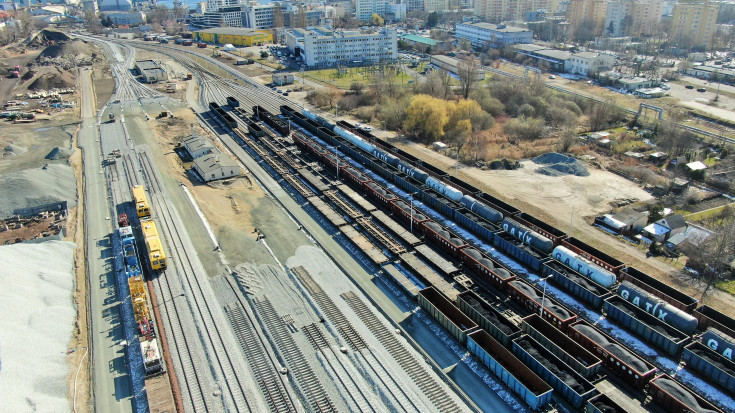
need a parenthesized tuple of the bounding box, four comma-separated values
(137, 150, 252, 412)
(342, 291, 464, 413)
(222, 275, 299, 413)
(251, 296, 339, 413)
(293, 267, 423, 413)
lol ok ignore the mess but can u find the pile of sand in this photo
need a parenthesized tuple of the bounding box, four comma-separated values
(0, 164, 77, 219)
(45, 147, 72, 160)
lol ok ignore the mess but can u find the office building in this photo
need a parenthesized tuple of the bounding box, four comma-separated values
(455, 22, 534, 47)
(284, 26, 398, 68)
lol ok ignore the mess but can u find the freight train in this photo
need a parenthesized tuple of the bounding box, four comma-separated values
(118, 224, 163, 376)
(272, 104, 735, 412)
(209, 101, 237, 129)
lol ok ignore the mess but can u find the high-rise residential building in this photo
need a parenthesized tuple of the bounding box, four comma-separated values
(424, 0, 451, 12)
(474, 0, 550, 22)
(604, 0, 663, 37)
(406, 0, 425, 12)
(567, 0, 608, 33)
(284, 26, 398, 68)
(672, 0, 720, 48)
(243, 3, 276, 29)
(355, 0, 391, 20)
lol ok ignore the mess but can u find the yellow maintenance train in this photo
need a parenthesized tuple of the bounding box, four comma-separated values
(132, 185, 167, 271)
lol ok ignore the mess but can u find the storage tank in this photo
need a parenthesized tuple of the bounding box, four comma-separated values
(501, 218, 553, 254)
(426, 177, 462, 202)
(616, 281, 698, 335)
(552, 246, 617, 288)
(701, 328, 735, 361)
(460, 195, 503, 223)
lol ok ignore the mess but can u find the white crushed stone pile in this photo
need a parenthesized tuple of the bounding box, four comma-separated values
(0, 164, 76, 218)
(4, 144, 28, 157)
(532, 152, 590, 177)
(0, 241, 77, 412)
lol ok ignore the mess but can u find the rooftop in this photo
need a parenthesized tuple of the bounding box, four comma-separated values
(136, 60, 160, 70)
(535, 49, 572, 60)
(686, 161, 708, 170)
(573, 51, 600, 59)
(192, 27, 271, 36)
(194, 152, 239, 173)
(399, 34, 439, 46)
(460, 22, 531, 33)
(513, 43, 548, 52)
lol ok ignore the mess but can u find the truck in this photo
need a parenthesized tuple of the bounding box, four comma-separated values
(182, 40, 193, 46)
(197, 42, 207, 48)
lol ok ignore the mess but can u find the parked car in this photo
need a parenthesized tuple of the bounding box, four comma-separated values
(697, 87, 707, 92)
(549, 75, 556, 79)
(686, 85, 695, 89)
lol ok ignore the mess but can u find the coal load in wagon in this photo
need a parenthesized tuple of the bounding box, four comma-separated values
(615, 300, 682, 340)
(518, 338, 584, 393)
(655, 378, 719, 413)
(573, 324, 648, 373)
(464, 295, 515, 335)
(690, 347, 735, 377)
(513, 281, 572, 320)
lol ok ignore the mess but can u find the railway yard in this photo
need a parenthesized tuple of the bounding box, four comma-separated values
(2, 30, 735, 413)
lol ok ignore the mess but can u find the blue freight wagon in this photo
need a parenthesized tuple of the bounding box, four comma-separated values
(521, 315, 602, 379)
(603, 296, 690, 356)
(682, 341, 735, 394)
(512, 335, 598, 408)
(457, 291, 522, 348)
(541, 260, 612, 308)
(454, 207, 497, 244)
(468, 330, 553, 411)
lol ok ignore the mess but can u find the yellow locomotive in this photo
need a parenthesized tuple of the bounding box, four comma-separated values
(141, 219, 167, 271)
(132, 185, 151, 218)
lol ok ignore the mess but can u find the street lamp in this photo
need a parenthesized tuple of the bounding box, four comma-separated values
(537, 274, 553, 319)
(409, 192, 418, 234)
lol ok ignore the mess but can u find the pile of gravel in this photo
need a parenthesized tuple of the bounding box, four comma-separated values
(0, 164, 77, 219)
(572, 324, 649, 373)
(655, 378, 719, 413)
(532, 152, 590, 177)
(45, 147, 73, 160)
(3, 144, 27, 157)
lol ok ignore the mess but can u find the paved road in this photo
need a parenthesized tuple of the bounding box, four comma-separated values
(78, 68, 134, 412)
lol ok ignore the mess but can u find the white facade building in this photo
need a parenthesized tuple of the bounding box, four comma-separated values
(455, 22, 533, 47)
(567, 51, 615, 76)
(355, 0, 391, 21)
(243, 3, 276, 29)
(285, 27, 398, 68)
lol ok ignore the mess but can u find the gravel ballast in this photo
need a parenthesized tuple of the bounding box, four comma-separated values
(0, 164, 76, 219)
(0, 241, 76, 411)
(532, 153, 589, 177)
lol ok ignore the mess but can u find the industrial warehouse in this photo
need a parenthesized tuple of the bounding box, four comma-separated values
(192, 27, 272, 46)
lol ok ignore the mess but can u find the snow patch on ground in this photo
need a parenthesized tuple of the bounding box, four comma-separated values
(0, 241, 76, 412)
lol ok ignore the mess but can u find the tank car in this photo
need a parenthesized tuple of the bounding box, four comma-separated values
(616, 281, 698, 335)
(552, 246, 617, 288)
(460, 195, 503, 223)
(701, 328, 735, 360)
(501, 218, 554, 254)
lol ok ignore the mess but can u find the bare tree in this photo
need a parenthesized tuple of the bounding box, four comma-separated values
(457, 55, 480, 99)
(273, 4, 284, 28)
(295, 7, 307, 29)
(679, 218, 735, 301)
